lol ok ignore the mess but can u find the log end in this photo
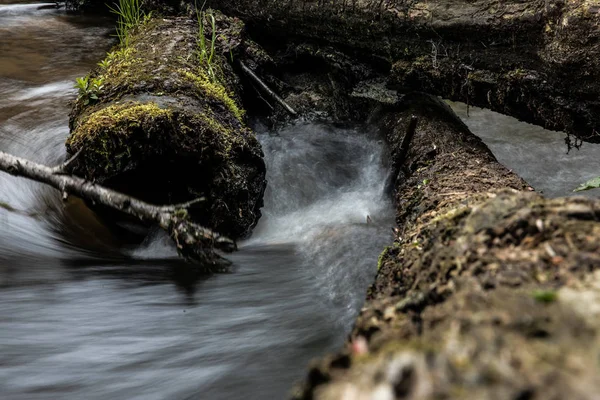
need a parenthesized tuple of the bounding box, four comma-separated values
(66, 17, 267, 239)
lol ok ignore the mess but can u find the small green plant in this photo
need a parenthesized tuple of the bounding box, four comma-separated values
(417, 179, 431, 189)
(107, 0, 149, 46)
(106, 47, 134, 63)
(196, 5, 219, 82)
(74, 75, 104, 105)
(573, 176, 600, 192)
(98, 58, 111, 69)
(532, 289, 558, 304)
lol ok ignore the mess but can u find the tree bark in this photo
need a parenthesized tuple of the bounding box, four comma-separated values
(208, 0, 600, 143)
(293, 93, 600, 399)
(0, 150, 236, 270)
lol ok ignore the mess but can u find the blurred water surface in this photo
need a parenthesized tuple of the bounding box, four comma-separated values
(0, 3, 394, 399)
(448, 101, 600, 198)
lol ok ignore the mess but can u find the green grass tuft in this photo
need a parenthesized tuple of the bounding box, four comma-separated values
(196, 3, 219, 82)
(107, 0, 151, 46)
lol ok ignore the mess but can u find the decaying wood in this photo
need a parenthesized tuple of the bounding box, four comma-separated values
(0, 150, 236, 269)
(294, 94, 600, 399)
(396, 115, 418, 167)
(67, 17, 267, 240)
(209, 0, 600, 143)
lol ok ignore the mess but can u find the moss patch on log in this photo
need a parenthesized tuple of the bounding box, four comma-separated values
(70, 17, 243, 126)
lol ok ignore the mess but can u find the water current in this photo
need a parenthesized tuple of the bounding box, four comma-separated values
(1, 3, 599, 400)
(0, 3, 394, 399)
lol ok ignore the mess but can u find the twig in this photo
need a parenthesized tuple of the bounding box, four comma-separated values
(51, 147, 84, 174)
(384, 115, 419, 195)
(251, 83, 275, 111)
(0, 149, 234, 268)
(396, 115, 419, 166)
(238, 61, 297, 116)
(162, 197, 207, 212)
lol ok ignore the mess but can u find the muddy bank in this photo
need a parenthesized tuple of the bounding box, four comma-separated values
(66, 16, 266, 238)
(207, 0, 600, 144)
(293, 93, 600, 399)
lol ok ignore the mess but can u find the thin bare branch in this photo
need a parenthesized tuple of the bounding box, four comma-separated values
(239, 61, 297, 116)
(0, 149, 234, 269)
(51, 147, 84, 174)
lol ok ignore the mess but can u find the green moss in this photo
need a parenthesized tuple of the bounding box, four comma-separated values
(532, 289, 558, 304)
(179, 69, 245, 122)
(67, 102, 173, 173)
(377, 247, 390, 271)
(68, 98, 246, 177)
(74, 17, 245, 131)
(97, 47, 146, 90)
(377, 243, 400, 271)
(189, 110, 240, 157)
(69, 102, 172, 146)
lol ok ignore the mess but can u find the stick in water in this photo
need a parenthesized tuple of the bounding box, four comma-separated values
(0, 150, 235, 270)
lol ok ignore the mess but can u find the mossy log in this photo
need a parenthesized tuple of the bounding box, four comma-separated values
(293, 93, 600, 399)
(209, 0, 600, 143)
(67, 16, 266, 239)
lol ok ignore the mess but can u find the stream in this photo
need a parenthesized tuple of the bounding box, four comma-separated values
(0, 3, 394, 399)
(1, 3, 599, 400)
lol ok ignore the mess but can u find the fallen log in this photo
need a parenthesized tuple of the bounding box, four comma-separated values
(67, 16, 267, 239)
(293, 93, 600, 399)
(0, 149, 235, 269)
(208, 0, 600, 144)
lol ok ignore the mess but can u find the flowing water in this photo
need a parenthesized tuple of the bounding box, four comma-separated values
(0, 3, 395, 399)
(1, 3, 600, 400)
(448, 101, 600, 199)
